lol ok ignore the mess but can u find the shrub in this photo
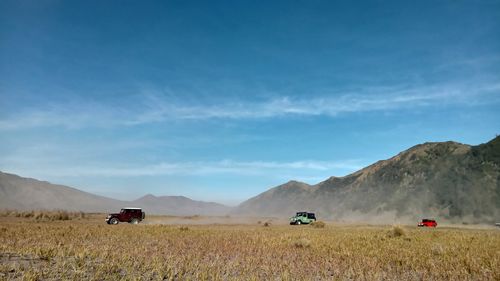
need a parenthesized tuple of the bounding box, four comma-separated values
(185, 215, 200, 220)
(34, 212, 44, 220)
(58, 211, 70, 221)
(263, 222, 271, 227)
(388, 225, 406, 238)
(310, 221, 326, 228)
(23, 211, 35, 218)
(0, 210, 13, 217)
(1, 210, 87, 221)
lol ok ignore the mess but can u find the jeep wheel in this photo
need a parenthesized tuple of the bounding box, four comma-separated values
(130, 218, 139, 225)
(296, 220, 301, 225)
(109, 218, 119, 225)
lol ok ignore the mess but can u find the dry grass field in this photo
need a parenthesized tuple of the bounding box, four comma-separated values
(0, 213, 499, 280)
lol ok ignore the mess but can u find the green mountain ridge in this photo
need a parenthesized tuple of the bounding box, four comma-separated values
(234, 136, 500, 223)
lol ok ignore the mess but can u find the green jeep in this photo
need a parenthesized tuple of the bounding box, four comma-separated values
(290, 212, 316, 225)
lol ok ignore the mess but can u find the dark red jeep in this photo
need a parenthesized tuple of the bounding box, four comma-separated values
(105, 208, 145, 225)
(418, 219, 437, 227)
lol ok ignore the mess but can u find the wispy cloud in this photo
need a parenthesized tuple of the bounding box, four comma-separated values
(3, 159, 363, 178)
(0, 101, 123, 130)
(1, 81, 499, 130)
(126, 82, 500, 124)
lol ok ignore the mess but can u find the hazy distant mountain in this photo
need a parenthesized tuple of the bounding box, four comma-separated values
(0, 172, 231, 215)
(0, 172, 125, 212)
(234, 136, 500, 223)
(133, 194, 231, 216)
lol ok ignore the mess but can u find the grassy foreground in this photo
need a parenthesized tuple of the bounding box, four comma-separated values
(0, 215, 499, 280)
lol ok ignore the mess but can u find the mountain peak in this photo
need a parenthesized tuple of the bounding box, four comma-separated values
(280, 180, 311, 190)
(284, 180, 305, 185)
(139, 194, 157, 200)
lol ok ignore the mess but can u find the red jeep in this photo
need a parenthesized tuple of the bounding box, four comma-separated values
(106, 208, 145, 225)
(418, 219, 437, 227)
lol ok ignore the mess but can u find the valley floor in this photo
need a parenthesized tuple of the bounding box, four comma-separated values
(0, 215, 499, 280)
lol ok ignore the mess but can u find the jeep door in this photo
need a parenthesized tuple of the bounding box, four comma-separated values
(120, 209, 131, 222)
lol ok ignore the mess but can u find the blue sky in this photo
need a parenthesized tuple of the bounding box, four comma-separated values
(1, 1, 499, 205)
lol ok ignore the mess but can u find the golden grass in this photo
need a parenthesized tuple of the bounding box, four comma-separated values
(0, 216, 499, 280)
(293, 237, 312, 248)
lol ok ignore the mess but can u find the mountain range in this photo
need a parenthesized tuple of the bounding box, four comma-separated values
(1, 136, 499, 222)
(0, 172, 230, 216)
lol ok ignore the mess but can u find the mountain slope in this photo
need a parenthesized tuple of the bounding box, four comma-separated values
(0, 172, 125, 212)
(0, 172, 231, 215)
(234, 137, 500, 223)
(133, 194, 231, 216)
